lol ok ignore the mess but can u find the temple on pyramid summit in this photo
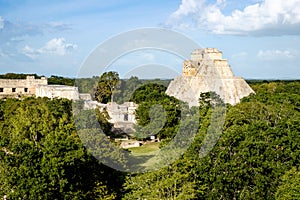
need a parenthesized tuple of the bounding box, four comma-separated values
(166, 48, 255, 106)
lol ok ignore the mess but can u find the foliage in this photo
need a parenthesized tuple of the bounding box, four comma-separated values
(199, 91, 225, 108)
(0, 77, 299, 199)
(75, 76, 99, 95)
(0, 73, 75, 86)
(130, 83, 167, 103)
(275, 167, 300, 200)
(123, 156, 206, 200)
(124, 81, 300, 199)
(131, 83, 184, 139)
(95, 72, 120, 103)
(193, 81, 300, 199)
(74, 108, 113, 136)
(0, 97, 124, 199)
(48, 75, 75, 86)
(0, 73, 42, 79)
(74, 74, 171, 103)
(114, 76, 142, 103)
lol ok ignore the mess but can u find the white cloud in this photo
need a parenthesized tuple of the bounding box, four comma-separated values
(168, 0, 300, 35)
(22, 38, 77, 59)
(257, 49, 297, 60)
(22, 45, 39, 59)
(41, 38, 77, 55)
(0, 16, 73, 59)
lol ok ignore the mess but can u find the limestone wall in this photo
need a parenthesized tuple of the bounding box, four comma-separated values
(166, 48, 255, 106)
(36, 85, 80, 100)
(167, 75, 254, 106)
(83, 101, 138, 132)
(183, 49, 234, 78)
(0, 76, 47, 98)
(106, 102, 138, 124)
(0, 76, 86, 101)
(191, 48, 223, 61)
(183, 66, 197, 77)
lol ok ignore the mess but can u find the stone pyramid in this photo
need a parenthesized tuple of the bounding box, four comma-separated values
(166, 48, 255, 106)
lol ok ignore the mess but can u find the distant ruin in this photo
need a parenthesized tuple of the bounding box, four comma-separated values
(0, 76, 79, 100)
(83, 100, 138, 133)
(0, 75, 139, 133)
(166, 48, 255, 106)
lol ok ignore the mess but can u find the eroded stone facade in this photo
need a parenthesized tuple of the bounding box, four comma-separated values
(0, 76, 47, 98)
(36, 85, 79, 100)
(166, 48, 255, 106)
(83, 100, 138, 132)
(0, 76, 79, 100)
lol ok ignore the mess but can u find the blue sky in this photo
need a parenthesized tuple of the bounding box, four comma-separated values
(0, 0, 300, 79)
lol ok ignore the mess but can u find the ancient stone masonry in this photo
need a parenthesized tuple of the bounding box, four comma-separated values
(0, 76, 80, 100)
(36, 85, 79, 100)
(166, 48, 255, 106)
(83, 100, 138, 132)
(106, 102, 138, 125)
(0, 76, 47, 98)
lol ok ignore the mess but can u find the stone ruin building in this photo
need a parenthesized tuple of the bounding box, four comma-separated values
(0, 75, 138, 135)
(0, 76, 79, 100)
(166, 48, 255, 106)
(106, 102, 138, 126)
(83, 100, 138, 133)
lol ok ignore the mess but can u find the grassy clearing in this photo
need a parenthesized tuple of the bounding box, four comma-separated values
(126, 142, 162, 170)
(128, 142, 160, 155)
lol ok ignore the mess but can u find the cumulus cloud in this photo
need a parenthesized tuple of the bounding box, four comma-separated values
(167, 0, 300, 35)
(257, 49, 297, 60)
(0, 16, 73, 59)
(41, 38, 77, 55)
(22, 38, 77, 59)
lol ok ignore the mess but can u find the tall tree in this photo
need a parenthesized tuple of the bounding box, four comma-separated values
(95, 71, 120, 103)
